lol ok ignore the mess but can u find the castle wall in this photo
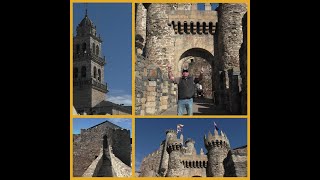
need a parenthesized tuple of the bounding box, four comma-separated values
(73, 85, 91, 113)
(206, 147, 229, 177)
(139, 148, 163, 177)
(135, 3, 147, 55)
(240, 13, 247, 115)
(181, 167, 206, 177)
(215, 3, 247, 113)
(135, 54, 177, 115)
(224, 146, 247, 177)
(82, 149, 104, 177)
(166, 150, 184, 177)
(145, 4, 175, 74)
(110, 129, 131, 166)
(109, 146, 132, 177)
(73, 122, 131, 176)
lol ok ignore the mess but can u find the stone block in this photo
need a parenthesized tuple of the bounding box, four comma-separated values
(147, 86, 156, 92)
(149, 81, 157, 86)
(147, 96, 156, 102)
(146, 102, 156, 107)
(146, 107, 156, 114)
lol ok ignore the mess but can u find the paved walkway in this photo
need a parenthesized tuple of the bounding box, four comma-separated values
(161, 98, 230, 115)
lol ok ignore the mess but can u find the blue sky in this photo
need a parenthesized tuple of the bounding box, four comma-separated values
(73, 118, 132, 137)
(73, 3, 132, 106)
(198, 3, 219, 10)
(135, 118, 247, 170)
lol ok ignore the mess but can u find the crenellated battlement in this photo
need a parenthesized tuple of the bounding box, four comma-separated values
(204, 129, 230, 150)
(166, 129, 176, 135)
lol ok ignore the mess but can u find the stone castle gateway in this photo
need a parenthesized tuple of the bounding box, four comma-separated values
(135, 3, 247, 115)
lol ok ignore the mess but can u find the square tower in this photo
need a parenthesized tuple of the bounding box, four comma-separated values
(73, 10, 108, 114)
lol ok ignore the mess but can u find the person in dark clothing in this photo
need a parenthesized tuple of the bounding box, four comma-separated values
(168, 65, 204, 115)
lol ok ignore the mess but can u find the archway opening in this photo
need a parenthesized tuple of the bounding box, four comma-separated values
(179, 48, 214, 99)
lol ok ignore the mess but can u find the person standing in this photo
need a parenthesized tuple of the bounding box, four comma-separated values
(168, 65, 204, 115)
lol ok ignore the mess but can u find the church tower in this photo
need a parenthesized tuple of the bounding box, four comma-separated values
(73, 9, 108, 114)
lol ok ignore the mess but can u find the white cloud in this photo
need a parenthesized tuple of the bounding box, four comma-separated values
(107, 118, 131, 124)
(107, 94, 132, 106)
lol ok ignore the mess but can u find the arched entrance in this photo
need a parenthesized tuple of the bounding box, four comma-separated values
(179, 48, 214, 99)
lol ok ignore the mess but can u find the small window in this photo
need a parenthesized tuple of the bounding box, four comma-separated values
(82, 42, 87, 53)
(96, 45, 99, 55)
(94, 66, 97, 78)
(81, 66, 86, 78)
(98, 69, 101, 82)
(92, 43, 96, 54)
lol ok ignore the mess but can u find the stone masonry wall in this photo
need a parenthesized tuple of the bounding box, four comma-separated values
(166, 150, 184, 177)
(206, 147, 229, 177)
(139, 148, 164, 177)
(145, 4, 175, 74)
(82, 149, 104, 177)
(223, 146, 247, 177)
(73, 121, 131, 176)
(109, 146, 132, 177)
(240, 13, 247, 115)
(135, 54, 177, 115)
(91, 88, 105, 108)
(135, 3, 147, 55)
(215, 3, 247, 113)
(111, 128, 131, 166)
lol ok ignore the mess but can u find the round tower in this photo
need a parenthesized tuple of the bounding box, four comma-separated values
(158, 129, 177, 176)
(185, 138, 196, 155)
(204, 129, 230, 177)
(165, 130, 184, 177)
(144, 3, 175, 75)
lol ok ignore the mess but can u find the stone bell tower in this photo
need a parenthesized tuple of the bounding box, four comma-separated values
(73, 9, 108, 114)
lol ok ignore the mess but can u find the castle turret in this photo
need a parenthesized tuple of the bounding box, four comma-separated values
(185, 138, 196, 155)
(165, 130, 184, 177)
(144, 4, 175, 75)
(204, 128, 230, 177)
(158, 129, 177, 176)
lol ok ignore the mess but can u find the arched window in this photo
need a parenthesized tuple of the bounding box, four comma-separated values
(76, 44, 80, 54)
(96, 45, 99, 55)
(81, 66, 86, 78)
(82, 42, 87, 53)
(92, 43, 96, 54)
(98, 69, 101, 82)
(94, 66, 97, 79)
(74, 68, 78, 79)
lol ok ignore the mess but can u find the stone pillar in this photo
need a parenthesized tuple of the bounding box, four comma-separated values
(240, 13, 247, 115)
(135, 3, 147, 55)
(145, 3, 175, 75)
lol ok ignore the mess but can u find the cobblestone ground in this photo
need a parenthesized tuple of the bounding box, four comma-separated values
(161, 98, 230, 115)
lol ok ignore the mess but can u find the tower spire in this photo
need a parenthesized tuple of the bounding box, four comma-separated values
(85, 3, 88, 17)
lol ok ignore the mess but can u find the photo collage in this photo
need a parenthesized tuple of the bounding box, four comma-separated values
(71, 1, 249, 179)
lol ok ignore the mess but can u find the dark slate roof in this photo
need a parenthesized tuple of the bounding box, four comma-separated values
(79, 15, 94, 28)
(87, 119, 122, 130)
(94, 100, 132, 114)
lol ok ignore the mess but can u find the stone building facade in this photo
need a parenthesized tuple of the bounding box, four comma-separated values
(73, 120, 131, 177)
(73, 10, 131, 115)
(135, 3, 247, 115)
(139, 128, 247, 177)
